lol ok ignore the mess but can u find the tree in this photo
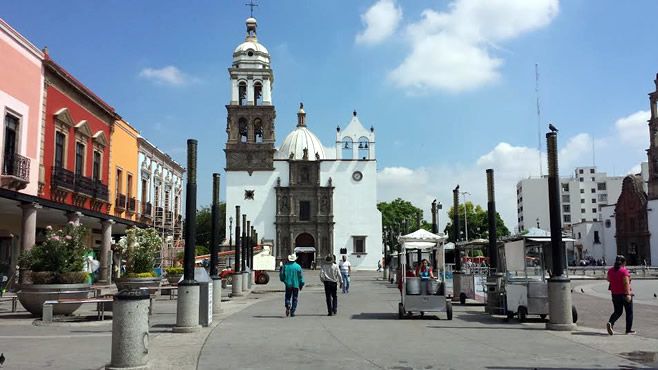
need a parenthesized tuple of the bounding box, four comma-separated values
(185, 203, 226, 248)
(443, 201, 510, 243)
(377, 198, 431, 254)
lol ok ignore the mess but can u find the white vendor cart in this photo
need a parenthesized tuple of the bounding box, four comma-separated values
(397, 229, 452, 320)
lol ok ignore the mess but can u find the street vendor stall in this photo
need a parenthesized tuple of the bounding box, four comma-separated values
(456, 238, 489, 304)
(397, 229, 451, 320)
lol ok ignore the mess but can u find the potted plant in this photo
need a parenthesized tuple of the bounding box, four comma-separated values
(17, 223, 92, 316)
(164, 266, 183, 284)
(115, 227, 162, 293)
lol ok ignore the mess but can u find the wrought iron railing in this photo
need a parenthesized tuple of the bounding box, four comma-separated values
(116, 193, 126, 210)
(2, 153, 30, 182)
(128, 197, 136, 212)
(94, 181, 109, 201)
(141, 201, 152, 217)
(51, 165, 109, 201)
(74, 175, 95, 197)
(51, 166, 75, 190)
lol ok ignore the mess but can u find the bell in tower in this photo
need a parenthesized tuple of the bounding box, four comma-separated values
(225, 17, 276, 172)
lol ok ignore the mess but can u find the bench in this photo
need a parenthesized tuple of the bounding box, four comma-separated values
(0, 295, 18, 312)
(155, 285, 178, 300)
(42, 298, 113, 323)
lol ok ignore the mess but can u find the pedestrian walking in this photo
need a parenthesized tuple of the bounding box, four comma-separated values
(338, 255, 351, 293)
(606, 255, 635, 335)
(377, 259, 382, 272)
(319, 255, 343, 316)
(279, 254, 304, 317)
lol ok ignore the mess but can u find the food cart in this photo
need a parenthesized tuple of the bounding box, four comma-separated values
(456, 239, 489, 304)
(497, 228, 578, 322)
(397, 229, 452, 320)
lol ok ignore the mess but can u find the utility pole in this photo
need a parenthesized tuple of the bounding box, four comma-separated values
(210, 173, 222, 315)
(232, 206, 243, 296)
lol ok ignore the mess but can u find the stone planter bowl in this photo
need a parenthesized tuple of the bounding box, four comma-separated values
(17, 283, 92, 316)
(115, 277, 162, 294)
(166, 275, 182, 285)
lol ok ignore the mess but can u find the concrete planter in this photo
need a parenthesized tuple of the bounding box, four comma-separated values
(115, 277, 162, 294)
(17, 283, 92, 316)
(166, 275, 182, 285)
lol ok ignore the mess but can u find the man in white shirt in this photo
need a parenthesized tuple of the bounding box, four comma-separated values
(338, 255, 352, 293)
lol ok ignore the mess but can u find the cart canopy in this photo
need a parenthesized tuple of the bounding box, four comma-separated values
(398, 229, 446, 250)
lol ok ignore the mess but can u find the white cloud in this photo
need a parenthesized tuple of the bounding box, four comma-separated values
(615, 110, 649, 148)
(388, 0, 559, 93)
(355, 0, 402, 45)
(139, 66, 192, 86)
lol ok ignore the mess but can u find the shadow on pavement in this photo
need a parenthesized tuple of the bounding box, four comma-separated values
(487, 367, 630, 370)
(349, 312, 439, 320)
(427, 325, 543, 331)
(253, 315, 285, 319)
(571, 331, 609, 337)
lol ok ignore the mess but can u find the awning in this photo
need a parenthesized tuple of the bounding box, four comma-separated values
(294, 246, 316, 253)
(527, 238, 576, 242)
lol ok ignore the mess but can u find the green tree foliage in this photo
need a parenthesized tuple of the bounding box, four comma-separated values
(377, 198, 431, 253)
(191, 203, 226, 248)
(443, 201, 510, 243)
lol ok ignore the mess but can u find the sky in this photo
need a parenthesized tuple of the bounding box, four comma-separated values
(4, 0, 657, 232)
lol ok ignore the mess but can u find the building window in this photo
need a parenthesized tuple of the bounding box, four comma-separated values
(141, 179, 148, 205)
(563, 215, 571, 223)
(581, 199, 585, 204)
(580, 189, 584, 194)
(597, 182, 607, 191)
(605, 219, 611, 228)
(563, 204, 570, 213)
(591, 188, 596, 193)
(154, 185, 161, 206)
(592, 208, 597, 213)
(577, 232, 581, 239)
(592, 198, 597, 203)
(590, 169, 595, 174)
(591, 177, 595, 181)
(55, 131, 66, 168)
(116, 168, 123, 195)
(579, 169, 584, 174)
(238, 81, 247, 106)
(238, 118, 248, 143)
(75, 142, 85, 176)
(561, 183, 569, 192)
(127, 174, 133, 199)
(562, 195, 570, 203)
(599, 194, 608, 203)
(92, 150, 101, 181)
(581, 218, 586, 222)
(593, 218, 598, 222)
(3, 113, 19, 174)
(581, 208, 585, 214)
(579, 177, 584, 182)
(254, 81, 263, 106)
(299, 201, 311, 221)
(353, 236, 366, 254)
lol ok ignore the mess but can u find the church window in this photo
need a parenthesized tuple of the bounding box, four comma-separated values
(594, 231, 600, 244)
(299, 167, 310, 184)
(254, 82, 263, 106)
(353, 236, 366, 254)
(238, 81, 247, 106)
(299, 201, 311, 221)
(254, 119, 263, 143)
(358, 137, 369, 160)
(239, 118, 248, 143)
(342, 137, 353, 159)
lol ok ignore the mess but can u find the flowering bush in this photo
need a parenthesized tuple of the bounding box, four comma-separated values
(19, 223, 89, 284)
(117, 228, 162, 277)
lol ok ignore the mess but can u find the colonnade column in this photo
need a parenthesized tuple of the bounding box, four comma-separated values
(66, 211, 82, 225)
(99, 219, 115, 284)
(19, 202, 41, 252)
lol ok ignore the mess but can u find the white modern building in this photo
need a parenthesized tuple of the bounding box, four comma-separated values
(517, 166, 623, 233)
(223, 17, 382, 270)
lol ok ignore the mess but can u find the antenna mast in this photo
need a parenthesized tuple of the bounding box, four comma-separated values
(536, 64, 543, 177)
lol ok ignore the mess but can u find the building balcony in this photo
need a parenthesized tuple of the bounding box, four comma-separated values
(94, 181, 109, 202)
(115, 193, 126, 211)
(154, 206, 164, 223)
(1, 153, 30, 190)
(128, 197, 136, 212)
(74, 175, 96, 198)
(141, 201, 153, 218)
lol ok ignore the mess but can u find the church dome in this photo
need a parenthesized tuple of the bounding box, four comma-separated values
(233, 17, 269, 55)
(277, 103, 326, 160)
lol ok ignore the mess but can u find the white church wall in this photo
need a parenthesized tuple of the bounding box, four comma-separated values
(600, 205, 617, 263)
(322, 159, 382, 270)
(225, 163, 289, 251)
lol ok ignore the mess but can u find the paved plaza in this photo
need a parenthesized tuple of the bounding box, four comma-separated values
(0, 272, 657, 369)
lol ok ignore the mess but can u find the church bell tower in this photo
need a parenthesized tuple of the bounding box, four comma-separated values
(225, 17, 276, 172)
(648, 74, 658, 200)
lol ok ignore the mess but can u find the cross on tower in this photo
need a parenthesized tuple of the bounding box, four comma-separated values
(245, 0, 258, 17)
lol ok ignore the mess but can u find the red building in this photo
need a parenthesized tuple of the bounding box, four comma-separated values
(41, 55, 114, 214)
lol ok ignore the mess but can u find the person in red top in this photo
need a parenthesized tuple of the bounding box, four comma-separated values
(606, 255, 635, 335)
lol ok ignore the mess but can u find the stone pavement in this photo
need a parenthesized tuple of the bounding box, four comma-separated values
(0, 273, 657, 369)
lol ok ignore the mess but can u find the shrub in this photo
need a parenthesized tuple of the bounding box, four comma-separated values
(118, 228, 162, 274)
(19, 223, 90, 284)
(165, 266, 184, 275)
(126, 272, 156, 278)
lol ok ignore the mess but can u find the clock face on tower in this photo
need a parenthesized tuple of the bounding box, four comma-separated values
(352, 171, 363, 182)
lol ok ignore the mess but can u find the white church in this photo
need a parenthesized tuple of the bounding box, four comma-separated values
(223, 17, 382, 270)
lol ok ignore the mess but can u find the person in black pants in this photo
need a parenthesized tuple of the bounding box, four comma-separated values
(319, 255, 343, 316)
(606, 255, 635, 335)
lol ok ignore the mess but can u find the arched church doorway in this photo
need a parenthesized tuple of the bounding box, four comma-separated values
(294, 233, 315, 269)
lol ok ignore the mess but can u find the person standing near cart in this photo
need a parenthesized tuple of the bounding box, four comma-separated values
(280, 254, 304, 317)
(339, 255, 351, 293)
(320, 255, 343, 316)
(606, 255, 635, 335)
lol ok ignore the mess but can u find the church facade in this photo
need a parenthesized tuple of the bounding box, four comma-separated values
(223, 17, 382, 270)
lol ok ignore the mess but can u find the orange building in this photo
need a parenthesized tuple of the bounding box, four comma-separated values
(109, 119, 139, 221)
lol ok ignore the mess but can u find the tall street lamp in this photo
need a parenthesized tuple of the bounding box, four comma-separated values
(229, 216, 233, 248)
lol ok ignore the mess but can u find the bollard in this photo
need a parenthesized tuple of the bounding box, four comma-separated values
(242, 271, 249, 292)
(212, 276, 222, 314)
(231, 272, 243, 297)
(248, 269, 254, 289)
(173, 282, 201, 333)
(106, 289, 150, 370)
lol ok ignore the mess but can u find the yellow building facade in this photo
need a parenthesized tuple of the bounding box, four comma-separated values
(109, 119, 140, 221)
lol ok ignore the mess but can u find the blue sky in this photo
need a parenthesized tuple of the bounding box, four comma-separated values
(4, 0, 657, 231)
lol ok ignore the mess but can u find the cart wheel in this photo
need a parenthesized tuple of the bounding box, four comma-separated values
(506, 311, 515, 320)
(256, 272, 270, 284)
(398, 303, 405, 319)
(459, 293, 466, 305)
(446, 301, 453, 320)
(540, 314, 547, 320)
(572, 305, 578, 324)
(518, 306, 528, 322)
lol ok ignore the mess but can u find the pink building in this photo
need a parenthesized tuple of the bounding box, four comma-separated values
(0, 18, 45, 277)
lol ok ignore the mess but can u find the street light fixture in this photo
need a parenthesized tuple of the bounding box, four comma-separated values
(229, 216, 233, 247)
